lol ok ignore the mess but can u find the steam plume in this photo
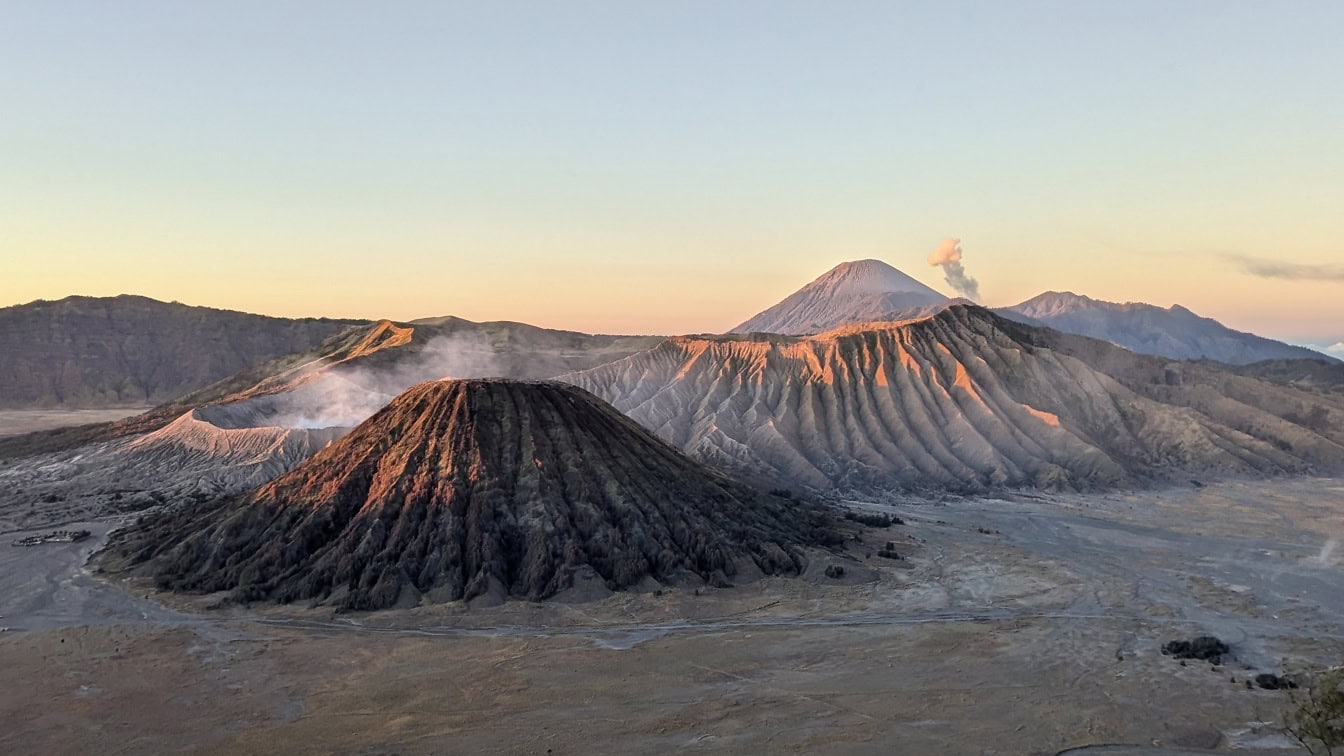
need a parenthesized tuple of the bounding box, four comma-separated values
(928, 238, 981, 301)
(241, 331, 507, 430)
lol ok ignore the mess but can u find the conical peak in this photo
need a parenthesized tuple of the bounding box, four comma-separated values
(809, 259, 944, 298)
(112, 377, 834, 609)
(732, 257, 950, 335)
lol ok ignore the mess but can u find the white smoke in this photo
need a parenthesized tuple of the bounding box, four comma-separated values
(226, 331, 507, 431)
(928, 237, 981, 301)
(344, 331, 507, 395)
(261, 375, 395, 430)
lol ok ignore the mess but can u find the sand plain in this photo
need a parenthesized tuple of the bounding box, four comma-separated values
(3, 478, 1342, 754)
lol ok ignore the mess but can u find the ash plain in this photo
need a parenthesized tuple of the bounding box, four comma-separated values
(3, 477, 1342, 754)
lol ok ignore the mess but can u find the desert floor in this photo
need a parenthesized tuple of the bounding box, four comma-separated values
(4, 478, 1343, 754)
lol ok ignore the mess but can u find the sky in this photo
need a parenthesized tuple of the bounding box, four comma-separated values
(2, 1, 1342, 342)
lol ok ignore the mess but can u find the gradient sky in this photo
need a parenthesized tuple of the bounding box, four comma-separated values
(3, 1, 1342, 342)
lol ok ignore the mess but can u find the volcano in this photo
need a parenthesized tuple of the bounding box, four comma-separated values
(103, 379, 836, 610)
(733, 259, 950, 335)
(568, 304, 1344, 493)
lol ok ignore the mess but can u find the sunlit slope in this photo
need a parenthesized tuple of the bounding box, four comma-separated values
(568, 305, 1344, 493)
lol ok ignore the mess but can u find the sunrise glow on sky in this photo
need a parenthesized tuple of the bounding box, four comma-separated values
(3, 2, 1341, 345)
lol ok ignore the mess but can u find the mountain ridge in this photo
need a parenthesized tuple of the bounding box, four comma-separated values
(999, 291, 1335, 365)
(567, 304, 1344, 494)
(0, 295, 369, 409)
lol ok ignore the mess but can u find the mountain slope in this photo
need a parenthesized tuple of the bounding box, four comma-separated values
(566, 305, 1344, 494)
(102, 380, 837, 609)
(1000, 291, 1334, 365)
(733, 259, 949, 335)
(0, 316, 663, 460)
(1227, 359, 1344, 396)
(0, 295, 367, 408)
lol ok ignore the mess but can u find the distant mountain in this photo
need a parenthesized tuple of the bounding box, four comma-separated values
(102, 379, 836, 609)
(567, 305, 1344, 494)
(733, 259, 949, 335)
(0, 295, 367, 408)
(998, 291, 1336, 365)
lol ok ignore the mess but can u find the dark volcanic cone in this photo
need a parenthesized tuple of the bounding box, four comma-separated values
(102, 379, 837, 610)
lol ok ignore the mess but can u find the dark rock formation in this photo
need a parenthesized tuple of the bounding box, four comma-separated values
(1254, 673, 1297, 690)
(1162, 636, 1230, 664)
(102, 379, 838, 610)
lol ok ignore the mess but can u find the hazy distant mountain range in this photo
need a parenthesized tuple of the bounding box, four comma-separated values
(997, 290, 1332, 365)
(733, 259, 1336, 366)
(2, 263, 1332, 414)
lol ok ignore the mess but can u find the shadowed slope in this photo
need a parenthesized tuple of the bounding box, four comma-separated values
(0, 320, 413, 460)
(102, 380, 837, 610)
(567, 305, 1344, 493)
(0, 295, 366, 408)
(1225, 358, 1344, 396)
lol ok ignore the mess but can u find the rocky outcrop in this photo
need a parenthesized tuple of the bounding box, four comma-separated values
(102, 380, 837, 609)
